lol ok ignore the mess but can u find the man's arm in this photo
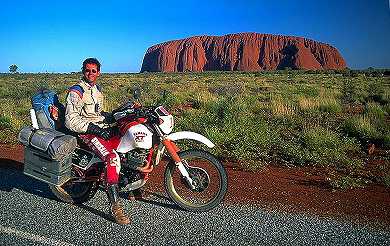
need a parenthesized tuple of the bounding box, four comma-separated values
(65, 91, 90, 133)
(96, 87, 115, 123)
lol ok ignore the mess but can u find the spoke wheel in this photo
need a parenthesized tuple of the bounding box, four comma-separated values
(49, 167, 99, 204)
(164, 150, 228, 212)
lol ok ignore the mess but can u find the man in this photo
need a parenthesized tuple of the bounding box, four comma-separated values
(65, 58, 130, 225)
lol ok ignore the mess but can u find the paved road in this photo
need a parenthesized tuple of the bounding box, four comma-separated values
(1, 167, 389, 246)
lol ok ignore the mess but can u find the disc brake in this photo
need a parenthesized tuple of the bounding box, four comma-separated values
(179, 160, 210, 192)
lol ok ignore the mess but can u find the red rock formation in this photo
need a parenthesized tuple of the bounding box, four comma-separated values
(140, 33, 346, 72)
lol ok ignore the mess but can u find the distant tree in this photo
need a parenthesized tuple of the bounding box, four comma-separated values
(341, 68, 351, 77)
(349, 70, 356, 76)
(9, 64, 18, 73)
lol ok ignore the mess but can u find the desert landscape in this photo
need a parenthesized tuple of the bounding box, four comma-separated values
(1, 69, 389, 189)
(1, 1, 389, 245)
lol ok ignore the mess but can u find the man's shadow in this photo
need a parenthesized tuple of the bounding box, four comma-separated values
(119, 190, 183, 211)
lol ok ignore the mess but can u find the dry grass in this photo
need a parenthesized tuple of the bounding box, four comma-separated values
(298, 97, 319, 111)
(271, 98, 296, 116)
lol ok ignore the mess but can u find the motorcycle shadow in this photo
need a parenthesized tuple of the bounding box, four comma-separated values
(0, 158, 184, 213)
(119, 190, 185, 211)
(76, 203, 113, 221)
(0, 158, 57, 200)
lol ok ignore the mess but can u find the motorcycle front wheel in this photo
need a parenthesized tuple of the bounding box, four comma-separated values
(49, 167, 99, 204)
(164, 149, 228, 212)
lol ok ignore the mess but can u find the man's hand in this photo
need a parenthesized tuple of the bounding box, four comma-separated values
(101, 111, 115, 124)
(87, 123, 111, 140)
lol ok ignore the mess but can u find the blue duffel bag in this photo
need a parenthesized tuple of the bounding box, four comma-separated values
(31, 89, 63, 129)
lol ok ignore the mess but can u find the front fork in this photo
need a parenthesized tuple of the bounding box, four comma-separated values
(162, 139, 195, 189)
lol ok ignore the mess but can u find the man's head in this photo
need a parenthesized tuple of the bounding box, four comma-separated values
(82, 58, 101, 84)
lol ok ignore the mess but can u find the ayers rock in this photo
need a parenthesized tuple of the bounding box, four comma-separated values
(140, 33, 346, 72)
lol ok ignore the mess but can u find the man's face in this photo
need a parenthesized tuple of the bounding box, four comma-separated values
(83, 63, 100, 84)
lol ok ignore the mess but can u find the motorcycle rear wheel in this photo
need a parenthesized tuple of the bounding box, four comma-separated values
(164, 150, 228, 212)
(49, 167, 99, 204)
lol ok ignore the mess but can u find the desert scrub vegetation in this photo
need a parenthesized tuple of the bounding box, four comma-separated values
(0, 70, 389, 188)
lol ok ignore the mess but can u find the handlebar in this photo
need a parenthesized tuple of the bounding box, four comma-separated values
(113, 103, 159, 124)
(134, 107, 160, 124)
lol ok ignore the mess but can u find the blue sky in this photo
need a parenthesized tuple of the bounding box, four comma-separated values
(1, 0, 389, 72)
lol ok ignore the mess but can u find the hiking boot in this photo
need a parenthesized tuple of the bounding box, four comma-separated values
(107, 184, 131, 225)
(111, 202, 131, 225)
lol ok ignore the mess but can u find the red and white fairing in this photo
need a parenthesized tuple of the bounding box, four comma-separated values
(155, 106, 174, 134)
(116, 124, 153, 153)
(116, 106, 173, 153)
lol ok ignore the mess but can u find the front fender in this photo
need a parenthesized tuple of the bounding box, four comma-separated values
(166, 131, 215, 148)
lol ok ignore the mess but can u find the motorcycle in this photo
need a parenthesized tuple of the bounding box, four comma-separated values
(47, 89, 228, 212)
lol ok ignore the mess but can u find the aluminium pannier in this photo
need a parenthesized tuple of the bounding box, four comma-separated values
(23, 146, 73, 185)
(18, 127, 77, 185)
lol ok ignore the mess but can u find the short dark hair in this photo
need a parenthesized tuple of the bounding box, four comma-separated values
(82, 58, 101, 72)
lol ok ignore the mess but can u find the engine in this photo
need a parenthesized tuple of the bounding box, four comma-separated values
(121, 149, 149, 170)
(119, 149, 149, 189)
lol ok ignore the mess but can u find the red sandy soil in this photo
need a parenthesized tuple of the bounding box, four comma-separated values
(1, 144, 389, 227)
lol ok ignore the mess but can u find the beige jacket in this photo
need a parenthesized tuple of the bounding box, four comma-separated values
(65, 79, 106, 133)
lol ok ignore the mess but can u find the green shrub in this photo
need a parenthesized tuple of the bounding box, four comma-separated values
(341, 79, 368, 103)
(274, 137, 309, 166)
(384, 135, 390, 148)
(302, 127, 362, 168)
(384, 104, 390, 115)
(366, 80, 388, 103)
(330, 175, 368, 189)
(318, 97, 342, 113)
(383, 175, 390, 188)
(0, 115, 12, 129)
(364, 102, 386, 122)
(343, 116, 380, 143)
(176, 96, 276, 169)
(294, 84, 319, 97)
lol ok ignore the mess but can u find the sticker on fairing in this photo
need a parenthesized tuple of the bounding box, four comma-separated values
(117, 124, 153, 153)
(133, 131, 147, 142)
(91, 137, 109, 156)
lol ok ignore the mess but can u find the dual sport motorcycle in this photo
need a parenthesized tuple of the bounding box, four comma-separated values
(45, 90, 228, 212)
